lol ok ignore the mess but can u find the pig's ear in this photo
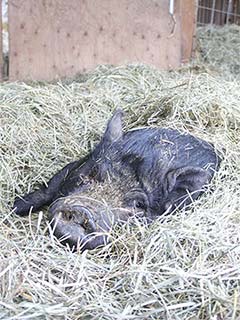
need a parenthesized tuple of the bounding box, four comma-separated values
(165, 166, 210, 195)
(104, 109, 123, 143)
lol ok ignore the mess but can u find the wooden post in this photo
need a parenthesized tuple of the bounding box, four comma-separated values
(227, 0, 233, 24)
(210, 0, 216, 26)
(180, 0, 197, 63)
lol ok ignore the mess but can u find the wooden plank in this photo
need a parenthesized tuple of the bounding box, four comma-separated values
(0, 0, 2, 82)
(180, 0, 197, 63)
(8, 0, 195, 81)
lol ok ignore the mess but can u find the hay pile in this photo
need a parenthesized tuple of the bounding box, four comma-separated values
(197, 25, 240, 80)
(1, 28, 240, 319)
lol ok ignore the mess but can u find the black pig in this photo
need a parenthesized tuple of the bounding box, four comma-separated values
(13, 110, 220, 250)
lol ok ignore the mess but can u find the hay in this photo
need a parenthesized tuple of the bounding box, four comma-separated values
(197, 25, 240, 80)
(1, 29, 240, 319)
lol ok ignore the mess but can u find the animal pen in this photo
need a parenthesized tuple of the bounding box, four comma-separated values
(1, 0, 240, 319)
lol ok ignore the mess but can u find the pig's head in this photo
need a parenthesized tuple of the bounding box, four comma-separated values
(48, 110, 136, 251)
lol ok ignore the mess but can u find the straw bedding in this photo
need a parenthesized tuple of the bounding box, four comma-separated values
(0, 26, 240, 319)
(197, 24, 240, 80)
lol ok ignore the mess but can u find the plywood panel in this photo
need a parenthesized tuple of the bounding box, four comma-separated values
(8, 0, 195, 81)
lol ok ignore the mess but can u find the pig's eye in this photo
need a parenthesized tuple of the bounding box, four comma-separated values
(123, 188, 149, 210)
(67, 213, 73, 220)
(135, 200, 146, 209)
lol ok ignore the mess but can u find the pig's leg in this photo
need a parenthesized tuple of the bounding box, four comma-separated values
(13, 157, 89, 216)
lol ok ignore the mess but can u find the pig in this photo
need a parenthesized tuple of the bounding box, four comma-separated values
(13, 109, 220, 250)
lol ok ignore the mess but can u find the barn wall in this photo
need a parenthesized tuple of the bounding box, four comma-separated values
(8, 0, 196, 81)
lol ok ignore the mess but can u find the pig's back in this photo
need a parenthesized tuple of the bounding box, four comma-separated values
(121, 128, 220, 174)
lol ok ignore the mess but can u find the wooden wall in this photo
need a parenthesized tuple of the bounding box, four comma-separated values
(7, 0, 196, 81)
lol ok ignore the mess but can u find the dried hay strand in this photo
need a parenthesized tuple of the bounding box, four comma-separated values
(1, 32, 240, 320)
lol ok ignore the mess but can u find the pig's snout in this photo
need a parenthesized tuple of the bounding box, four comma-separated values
(48, 199, 109, 251)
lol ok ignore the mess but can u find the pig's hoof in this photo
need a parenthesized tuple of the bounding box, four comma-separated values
(123, 188, 149, 210)
(13, 197, 32, 216)
(48, 202, 108, 251)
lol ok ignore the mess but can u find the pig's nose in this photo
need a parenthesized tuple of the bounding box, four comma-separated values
(49, 203, 97, 233)
(65, 205, 97, 233)
(48, 200, 109, 251)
